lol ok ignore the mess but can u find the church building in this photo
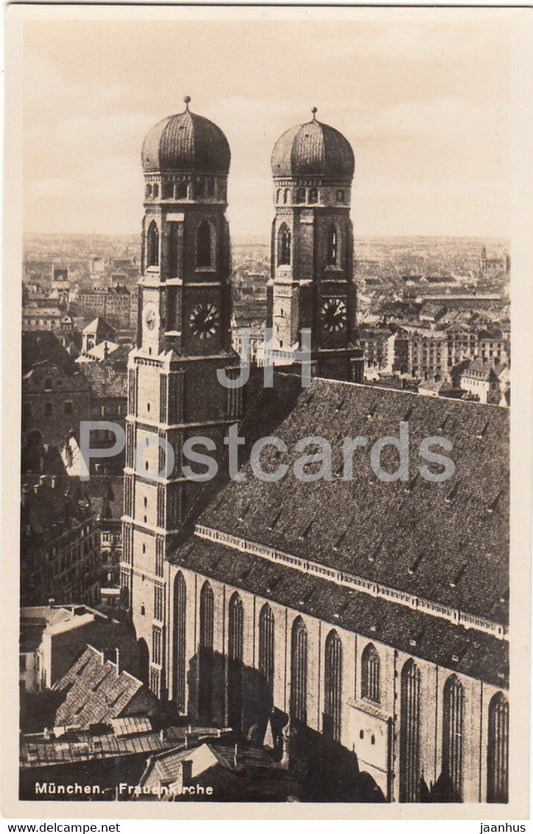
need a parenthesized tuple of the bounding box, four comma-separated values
(121, 100, 509, 804)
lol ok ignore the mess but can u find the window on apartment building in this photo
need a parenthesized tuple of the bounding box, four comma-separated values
(44, 403, 53, 417)
(64, 401, 73, 415)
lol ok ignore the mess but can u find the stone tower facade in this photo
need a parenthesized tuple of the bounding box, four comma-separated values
(121, 98, 241, 700)
(268, 109, 363, 382)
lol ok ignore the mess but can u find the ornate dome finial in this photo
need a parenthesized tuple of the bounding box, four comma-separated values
(311, 106, 318, 120)
(184, 96, 191, 111)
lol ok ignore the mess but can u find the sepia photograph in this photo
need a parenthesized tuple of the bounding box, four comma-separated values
(3, 3, 532, 820)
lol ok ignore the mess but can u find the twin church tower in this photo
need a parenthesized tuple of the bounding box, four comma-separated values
(122, 99, 362, 688)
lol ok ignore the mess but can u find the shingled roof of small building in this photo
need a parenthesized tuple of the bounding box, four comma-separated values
(192, 377, 509, 626)
(52, 645, 154, 728)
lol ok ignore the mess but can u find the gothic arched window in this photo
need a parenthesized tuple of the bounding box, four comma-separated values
(309, 186, 318, 204)
(400, 659, 421, 802)
(228, 592, 244, 730)
(327, 225, 338, 266)
(442, 674, 464, 801)
(487, 692, 509, 803)
(290, 616, 307, 724)
(173, 572, 187, 713)
(296, 187, 306, 204)
(198, 581, 214, 719)
(284, 188, 290, 204)
(324, 630, 343, 742)
(361, 643, 380, 703)
(147, 221, 159, 268)
(196, 220, 213, 268)
(258, 603, 275, 694)
(278, 223, 291, 266)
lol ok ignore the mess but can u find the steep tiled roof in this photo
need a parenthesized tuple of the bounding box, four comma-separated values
(172, 536, 508, 688)
(194, 378, 509, 625)
(22, 332, 74, 375)
(81, 363, 127, 399)
(52, 645, 148, 727)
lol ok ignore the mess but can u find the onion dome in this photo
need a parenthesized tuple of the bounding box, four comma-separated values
(271, 108, 354, 179)
(142, 97, 230, 174)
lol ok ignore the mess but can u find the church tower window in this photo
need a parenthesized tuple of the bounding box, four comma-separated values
(173, 572, 187, 714)
(176, 180, 187, 199)
(309, 186, 318, 204)
(147, 221, 159, 267)
(228, 592, 244, 730)
(197, 220, 213, 268)
(327, 225, 338, 266)
(487, 692, 509, 802)
(258, 603, 275, 695)
(296, 187, 306, 204)
(324, 629, 343, 742)
(278, 223, 291, 266)
(198, 580, 214, 719)
(400, 658, 421, 802)
(361, 643, 380, 703)
(442, 674, 464, 801)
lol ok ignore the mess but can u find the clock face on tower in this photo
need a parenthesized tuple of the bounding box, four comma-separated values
(189, 302, 220, 340)
(320, 298, 347, 333)
(142, 301, 159, 333)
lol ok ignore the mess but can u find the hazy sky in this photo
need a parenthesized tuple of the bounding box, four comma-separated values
(23, 13, 511, 238)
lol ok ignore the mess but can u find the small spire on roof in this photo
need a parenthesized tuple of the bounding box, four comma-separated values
(311, 106, 318, 121)
(184, 96, 191, 111)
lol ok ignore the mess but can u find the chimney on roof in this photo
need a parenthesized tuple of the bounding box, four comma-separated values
(115, 647, 121, 677)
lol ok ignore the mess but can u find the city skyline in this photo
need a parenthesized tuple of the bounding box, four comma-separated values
(24, 13, 510, 238)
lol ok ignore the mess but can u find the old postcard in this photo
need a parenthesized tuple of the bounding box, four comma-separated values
(2, 3, 532, 822)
